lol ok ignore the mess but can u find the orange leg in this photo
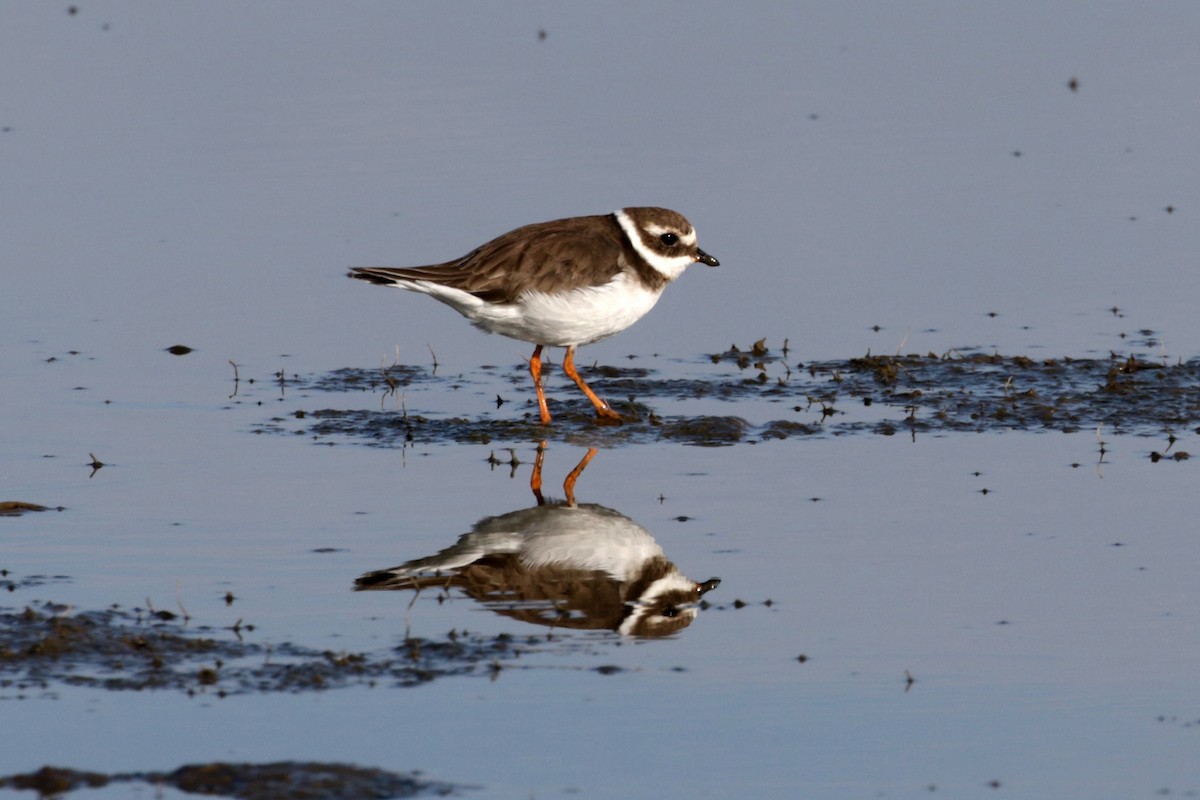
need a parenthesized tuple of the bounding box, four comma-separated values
(530, 441, 547, 505)
(562, 346, 622, 422)
(562, 448, 598, 507)
(528, 345, 553, 425)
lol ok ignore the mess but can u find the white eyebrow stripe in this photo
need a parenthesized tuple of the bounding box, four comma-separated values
(644, 223, 695, 244)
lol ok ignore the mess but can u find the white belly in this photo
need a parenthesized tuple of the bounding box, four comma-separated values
(459, 272, 665, 347)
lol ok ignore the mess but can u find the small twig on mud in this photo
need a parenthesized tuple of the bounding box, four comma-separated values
(176, 579, 191, 624)
(380, 355, 400, 399)
(487, 448, 521, 477)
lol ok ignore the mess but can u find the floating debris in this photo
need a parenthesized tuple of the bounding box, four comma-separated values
(0, 501, 60, 517)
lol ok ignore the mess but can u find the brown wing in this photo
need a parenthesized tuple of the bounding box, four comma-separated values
(348, 215, 626, 303)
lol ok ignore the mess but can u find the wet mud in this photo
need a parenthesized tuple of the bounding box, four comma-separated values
(0, 762, 455, 798)
(1, 587, 752, 700)
(0, 600, 608, 698)
(261, 345, 1200, 447)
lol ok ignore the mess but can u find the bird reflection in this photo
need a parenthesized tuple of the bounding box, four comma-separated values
(355, 446, 720, 638)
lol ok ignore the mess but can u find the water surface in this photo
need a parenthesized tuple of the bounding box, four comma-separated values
(3, 4, 1199, 798)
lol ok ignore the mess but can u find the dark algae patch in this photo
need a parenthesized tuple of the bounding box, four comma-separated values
(0, 601, 577, 697)
(829, 350, 1200, 436)
(0, 762, 456, 798)
(262, 346, 1200, 446)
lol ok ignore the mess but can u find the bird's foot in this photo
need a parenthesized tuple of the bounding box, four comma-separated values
(593, 405, 623, 425)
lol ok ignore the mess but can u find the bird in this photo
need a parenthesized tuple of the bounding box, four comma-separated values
(355, 447, 721, 637)
(348, 207, 719, 424)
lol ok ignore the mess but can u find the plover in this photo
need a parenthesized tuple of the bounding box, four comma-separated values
(349, 207, 718, 424)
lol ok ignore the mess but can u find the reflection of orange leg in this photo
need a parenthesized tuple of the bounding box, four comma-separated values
(530, 441, 548, 505)
(562, 448, 598, 507)
(528, 345, 553, 425)
(562, 346, 622, 422)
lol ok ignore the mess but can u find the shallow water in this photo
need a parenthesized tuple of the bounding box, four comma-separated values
(4, 4, 1200, 799)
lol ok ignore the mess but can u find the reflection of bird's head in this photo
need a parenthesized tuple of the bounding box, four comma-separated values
(619, 560, 722, 637)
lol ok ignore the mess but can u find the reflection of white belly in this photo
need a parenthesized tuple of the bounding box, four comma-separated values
(514, 506, 665, 580)
(460, 504, 665, 582)
(468, 273, 664, 347)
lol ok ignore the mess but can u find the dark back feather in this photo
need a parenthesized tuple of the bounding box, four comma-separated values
(348, 214, 664, 303)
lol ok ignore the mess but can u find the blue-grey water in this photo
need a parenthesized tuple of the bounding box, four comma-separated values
(3, 3, 1199, 798)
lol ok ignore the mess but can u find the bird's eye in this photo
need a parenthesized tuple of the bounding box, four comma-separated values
(659, 232, 679, 247)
